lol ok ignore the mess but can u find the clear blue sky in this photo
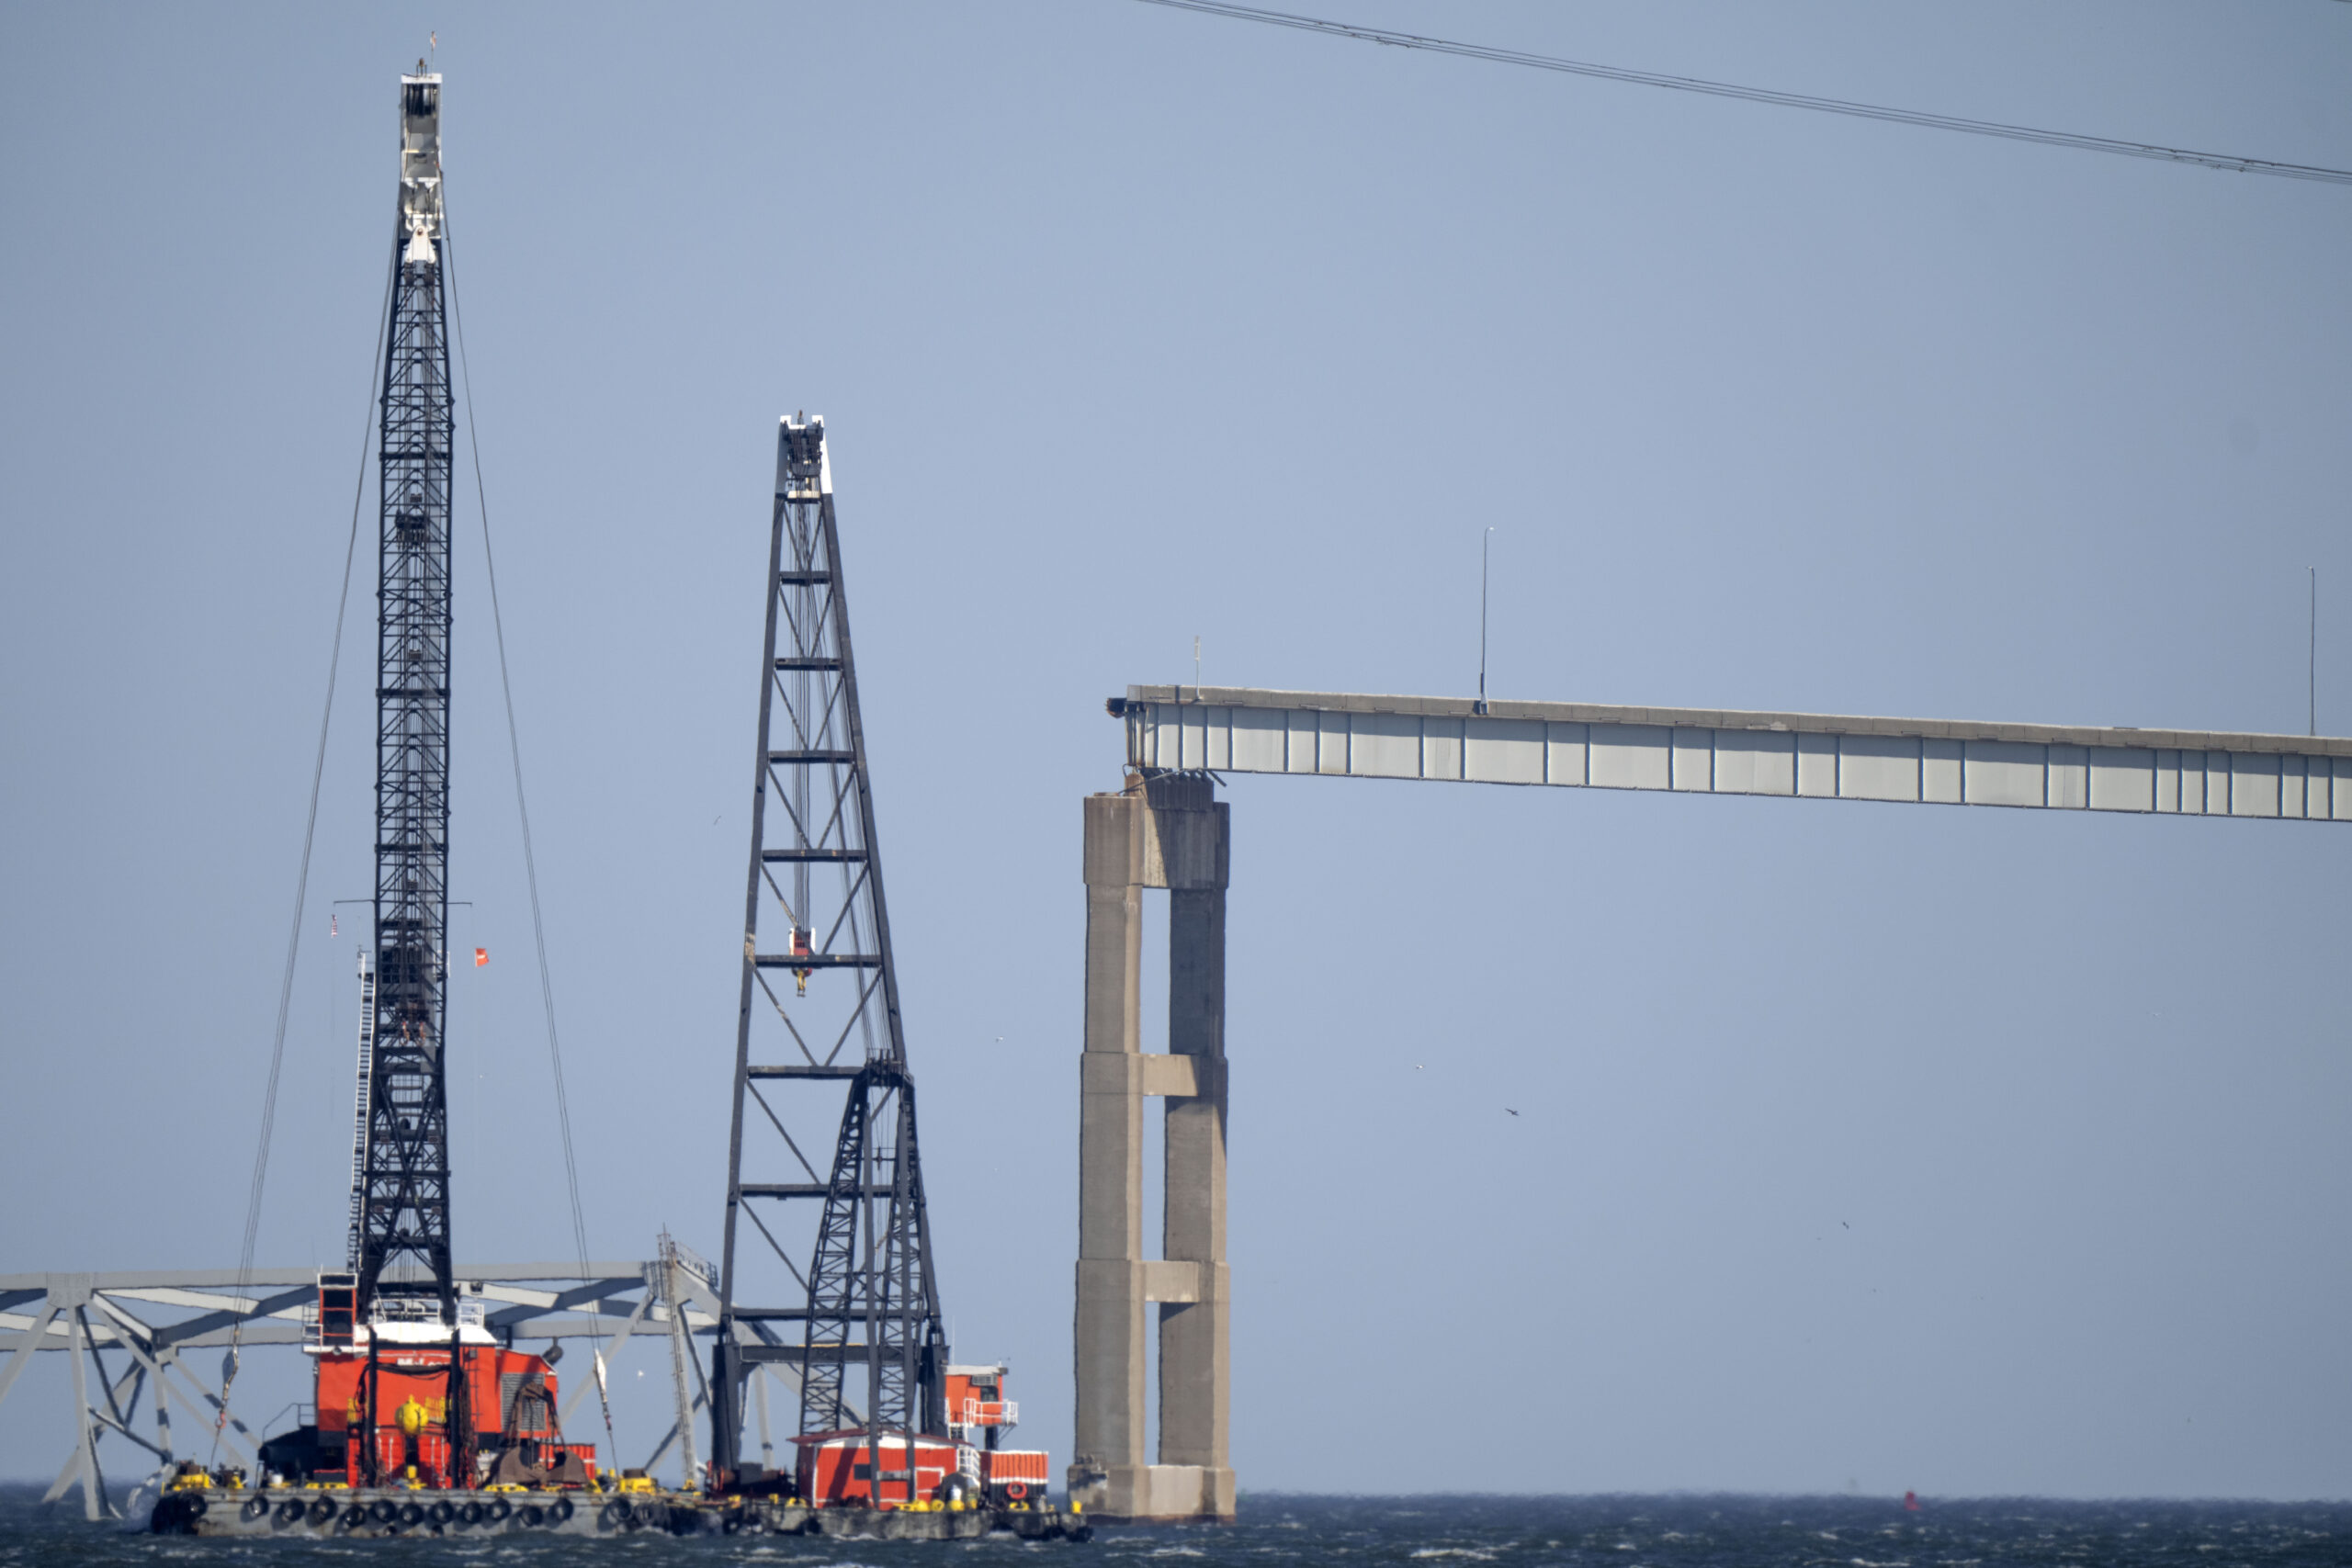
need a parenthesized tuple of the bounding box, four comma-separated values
(3, 0, 2347, 1498)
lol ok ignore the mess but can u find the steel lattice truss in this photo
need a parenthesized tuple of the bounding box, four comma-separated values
(0, 1261, 741, 1522)
(355, 73, 457, 1320)
(711, 416, 945, 1471)
(796, 1064, 938, 1436)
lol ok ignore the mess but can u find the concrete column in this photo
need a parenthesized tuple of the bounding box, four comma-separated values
(1071, 777, 1235, 1524)
(1159, 808, 1233, 1519)
(1071, 790, 1145, 1511)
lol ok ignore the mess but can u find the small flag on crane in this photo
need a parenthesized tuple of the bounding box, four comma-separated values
(474, 947, 488, 967)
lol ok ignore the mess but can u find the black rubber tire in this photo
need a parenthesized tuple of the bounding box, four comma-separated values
(307, 1498, 335, 1526)
(277, 1498, 304, 1523)
(242, 1495, 268, 1520)
(186, 1494, 209, 1518)
(341, 1506, 366, 1529)
(488, 1497, 512, 1521)
(519, 1505, 545, 1528)
(550, 1496, 573, 1523)
(429, 1500, 455, 1525)
(398, 1502, 424, 1528)
(460, 1500, 483, 1525)
(370, 1497, 398, 1523)
(599, 1501, 627, 1529)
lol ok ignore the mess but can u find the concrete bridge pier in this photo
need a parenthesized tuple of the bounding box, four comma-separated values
(1070, 773, 1234, 1524)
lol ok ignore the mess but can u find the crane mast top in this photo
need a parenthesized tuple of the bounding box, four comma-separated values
(399, 70, 443, 264)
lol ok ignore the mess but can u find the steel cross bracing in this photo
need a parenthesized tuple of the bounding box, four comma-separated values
(355, 72, 458, 1323)
(0, 1259, 760, 1518)
(710, 416, 946, 1475)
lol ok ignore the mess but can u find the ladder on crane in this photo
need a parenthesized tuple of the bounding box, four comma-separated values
(344, 950, 377, 1269)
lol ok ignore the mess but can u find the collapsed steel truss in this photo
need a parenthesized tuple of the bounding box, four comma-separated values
(710, 416, 945, 1472)
(0, 1258, 807, 1521)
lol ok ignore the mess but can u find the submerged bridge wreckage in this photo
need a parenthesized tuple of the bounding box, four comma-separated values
(0, 1258, 721, 1518)
(1071, 685, 2351, 1521)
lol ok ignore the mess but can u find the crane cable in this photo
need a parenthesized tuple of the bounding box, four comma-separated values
(213, 244, 398, 1467)
(442, 223, 621, 1464)
(1131, 0, 2352, 187)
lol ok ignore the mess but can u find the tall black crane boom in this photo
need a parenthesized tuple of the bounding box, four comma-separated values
(352, 66, 458, 1325)
(711, 416, 947, 1478)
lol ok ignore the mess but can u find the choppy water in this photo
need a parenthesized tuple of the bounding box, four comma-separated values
(5, 1487, 2349, 1566)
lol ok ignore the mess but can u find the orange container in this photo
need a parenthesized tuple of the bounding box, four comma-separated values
(983, 1448, 1049, 1504)
(793, 1431, 959, 1507)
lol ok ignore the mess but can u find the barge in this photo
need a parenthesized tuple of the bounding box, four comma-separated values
(152, 1479, 1086, 1540)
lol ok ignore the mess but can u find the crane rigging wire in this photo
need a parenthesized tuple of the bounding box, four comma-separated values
(214, 244, 400, 1463)
(1131, 0, 2352, 187)
(442, 223, 620, 1462)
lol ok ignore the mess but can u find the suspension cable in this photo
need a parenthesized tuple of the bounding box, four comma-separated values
(214, 244, 397, 1465)
(1132, 0, 2352, 186)
(442, 223, 620, 1461)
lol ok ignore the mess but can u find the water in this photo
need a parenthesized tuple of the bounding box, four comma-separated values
(5, 1488, 2349, 1566)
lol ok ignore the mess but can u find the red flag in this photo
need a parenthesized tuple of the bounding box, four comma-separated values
(474, 947, 488, 967)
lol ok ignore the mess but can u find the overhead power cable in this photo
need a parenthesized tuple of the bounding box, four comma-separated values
(215, 243, 398, 1462)
(443, 223, 619, 1461)
(1131, 0, 2352, 186)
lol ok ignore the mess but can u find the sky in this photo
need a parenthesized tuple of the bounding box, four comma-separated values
(3, 0, 2348, 1501)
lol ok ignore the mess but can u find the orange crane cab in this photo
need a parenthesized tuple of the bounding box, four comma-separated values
(260, 1273, 597, 1491)
(944, 1364, 1013, 1433)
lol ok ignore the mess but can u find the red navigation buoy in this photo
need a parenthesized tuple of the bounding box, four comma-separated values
(1904, 1490, 1920, 1511)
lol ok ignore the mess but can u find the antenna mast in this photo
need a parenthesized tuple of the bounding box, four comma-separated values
(1476, 527, 1493, 715)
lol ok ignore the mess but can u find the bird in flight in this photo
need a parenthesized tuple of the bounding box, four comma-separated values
(1505, 1108, 1519, 1117)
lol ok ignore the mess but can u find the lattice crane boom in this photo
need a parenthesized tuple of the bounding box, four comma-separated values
(351, 65, 458, 1327)
(711, 417, 947, 1480)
